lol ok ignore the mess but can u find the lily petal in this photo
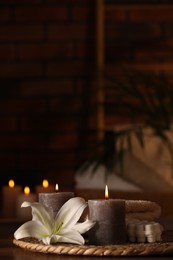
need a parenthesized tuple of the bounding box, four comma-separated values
(42, 236, 52, 245)
(14, 198, 91, 246)
(14, 220, 50, 241)
(21, 201, 52, 232)
(51, 229, 85, 245)
(54, 197, 87, 231)
(73, 219, 96, 234)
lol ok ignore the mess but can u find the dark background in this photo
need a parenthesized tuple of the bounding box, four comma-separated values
(0, 0, 173, 190)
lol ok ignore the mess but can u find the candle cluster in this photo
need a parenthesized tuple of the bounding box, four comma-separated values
(38, 184, 127, 245)
(7, 181, 163, 246)
(1, 179, 55, 219)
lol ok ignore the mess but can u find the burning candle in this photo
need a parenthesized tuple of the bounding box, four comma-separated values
(88, 185, 126, 245)
(16, 186, 37, 220)
(39, 184, 74, 218)
(2, 180, 22, 218)
(35, 179, 54, 198)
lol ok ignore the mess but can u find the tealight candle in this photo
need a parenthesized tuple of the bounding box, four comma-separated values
(88, 185, 126, 245)
(35, 179, 54, 198)
(2, 180, 22, 218)
(16, 186, 37, 220)
(39, 184, 74, 218)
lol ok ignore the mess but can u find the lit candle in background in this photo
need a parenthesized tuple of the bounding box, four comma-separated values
(105, 184, 109, 199)
(16, 186, 37, 220)
(88, 185, 126, 245)
(39, 183, 74, 218)
(35, 179, 54, 198)
(43, 179, 48, 188)
(2, 179, 22, 218)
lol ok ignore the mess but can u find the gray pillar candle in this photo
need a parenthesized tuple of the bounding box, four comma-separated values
(39, 191, 74, 219)
(88, 199, 126, 245)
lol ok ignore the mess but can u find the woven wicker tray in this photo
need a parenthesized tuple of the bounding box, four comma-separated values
(13, 232, 173, 257)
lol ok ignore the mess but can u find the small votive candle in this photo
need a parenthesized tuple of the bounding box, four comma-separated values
(35, 179, 54, 198)
(39, 184, 74, 218)
(88, 185, 126, 245)
(2, 180, 22, 218)
(16, 186, 37, 220)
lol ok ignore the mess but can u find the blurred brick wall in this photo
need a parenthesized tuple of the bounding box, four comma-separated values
(105, 0, 173, 126)
(0, 0, 96, 190)
(0, 0, 172, 190)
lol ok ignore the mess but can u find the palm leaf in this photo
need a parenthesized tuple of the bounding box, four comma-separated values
(78, 71, 173, 180)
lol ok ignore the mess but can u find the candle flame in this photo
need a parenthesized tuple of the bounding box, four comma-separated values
(105, 185, 109, 199)
(24, 186, 30, 195)
(9, 179, 15, 188)
(42, 179, 49, 188)
(55, 183, 59, 191)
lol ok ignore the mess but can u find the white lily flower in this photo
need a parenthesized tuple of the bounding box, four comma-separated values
(14, 197, 95, 245)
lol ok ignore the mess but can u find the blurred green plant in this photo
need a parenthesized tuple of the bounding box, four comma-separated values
(78, 71, 173, 180)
